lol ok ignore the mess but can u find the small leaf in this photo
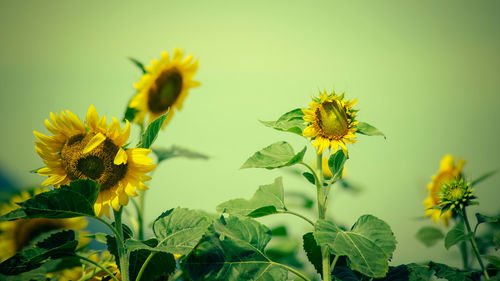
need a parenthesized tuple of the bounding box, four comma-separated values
(428, 262, 474, 281)
(475, 213, 500, 225)
(84, 233, 108, 244)
(182, 215, 288, 281)
(152, 145, 209, 164)
(0, 180, 99, 221)
(356, 122, 385, 138)
(302, 172, 315, 185)
(138, 113, 167, 149)
(445, 220, 472, 249)
(328, 150, 348, 180)
(217, 177, 286, 217)
(259, 108, 306, 136)
(483, 255, 500, 269)
(123, 106, 139, 123)
(471, 170, 497, 187)
(406, 263, 433, 281)
(493, 232, 500, 249)
(416, 226, 444, 247)
(314, 215, 397, 278)
(271, 226, 288, 236)
(241, 141, 306, 169)
(128, 57, 147, 74)
(152, 207, 213, 255)
(0, 230, 77, 275)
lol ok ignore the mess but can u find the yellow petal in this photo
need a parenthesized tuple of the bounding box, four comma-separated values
(83, 132, 106, 154)
(338, 141, 348, 155)
(114, 148, 128, 165)
(86, 105, 99, 131)
(41, 174, 66, 186)
(439, 155, 455, 171)
(302, 126, 317, 137)
(111, 196, 120, 211)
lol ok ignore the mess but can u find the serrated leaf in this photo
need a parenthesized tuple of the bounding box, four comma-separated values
(137, 113, 167, 149)
(429, 262, 474, 281)
(217, 177, 286, 217)
(0, 180, 99, 221)
(406, 263, 432, 281)
(183, 215, 288, 281)
(0, 230, 77, 275)
(241, 142, 306, 169)
(303, 232, 323, 277)
(445, 220, 471, 249)
(124, 238, 176, 281)
(356, 122, 385, 138)
(259, 108, 306, 136)
(471, 170, 497, 187)
(416, 226, 444, 247)
(151, 207, 213, 255)
(153, 145, 209, 164)
(314, 215, 397, 278)
(328, 149, 348, 180)
(128, 57, 146, 74)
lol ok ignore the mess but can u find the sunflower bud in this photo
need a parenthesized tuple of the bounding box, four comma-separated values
(438, 177, 476, 213)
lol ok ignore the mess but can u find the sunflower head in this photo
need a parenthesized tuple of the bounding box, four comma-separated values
(439, 178, 476, 213)
(34, 105, 157, 217)
(302, 90, 358, 155)
(0, 189, 87, 261)
(424, 155, 465, 226)
(129, 48, 200, 128)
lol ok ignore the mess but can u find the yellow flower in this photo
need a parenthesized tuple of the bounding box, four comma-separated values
(424, 155, 465, 226)
(129, 48, 200, 128)
(0, 189, 88, 262)
(34, 105, 157, 217)
(302, 90, 358, 155)
(48, 251, 120, 281)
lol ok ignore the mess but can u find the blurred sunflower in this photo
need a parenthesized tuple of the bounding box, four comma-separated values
(302, 90, 358, 155)
(0, 189, 87, 262)
(424, 155, 465, 226)
(34, 105, 157, 217)
(129, 48, 200, 128)
(48, 251, 120, 281)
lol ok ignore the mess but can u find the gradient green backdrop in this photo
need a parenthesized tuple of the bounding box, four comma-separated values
(1, 0, 499, 269)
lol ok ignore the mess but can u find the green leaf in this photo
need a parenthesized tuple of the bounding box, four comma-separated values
(84, 233, 108, 244)
(332, 266, 359, 281)
(314, 215, 397, 278)
(445, 220, 472, 249)
(137, 113, 167, 149)
(471, 170, 497, 187)
(415, 226, 444, 247)
(493, 232, 500, 249)
(406, 263, 433, 281)
(328, 149, 348, 180)
(126, 238, 177, 281)
(302, 172, 315, 185)
(271, 226, 288, 237)
(259, 108, 306, 136)
(241, 141, 306, 169)
(0, 230, 78, 275)
(217, 177, 286, 217)
(476, 213, 500, 225)
(128, 57, 147, 74)
(123, 106, 139, 123)
(303, 232, 323, 277)
(0, 180, 99, 221)
(152, 207, 213, 255)
(153, 145, 209, 164)
(356, 122, 385, 138)
(428, 262, 474, 281)
(483, 255, 500, 269)
(183, 215, 288, 281)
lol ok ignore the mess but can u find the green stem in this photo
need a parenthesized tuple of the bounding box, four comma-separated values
(277, 210, 315, 226)
(169, 270, 183, 281)
(138, 190, 145, 240)
(459, 241, 469, 270)
(461, 208, 489, 280)
(135, 252, 156, 281)
(330, 255, 339, 272)
(76, 254, 120, 281)
(316, 152, 331, 281)
(114, 207, 130, 281)
(273, 262, 311, 281)
(94, 216, 121, 242)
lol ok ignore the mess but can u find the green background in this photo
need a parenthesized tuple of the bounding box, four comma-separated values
(1, 0, 499, 268)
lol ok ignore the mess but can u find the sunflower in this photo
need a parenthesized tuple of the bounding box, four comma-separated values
(129, 48, 200, 128)
(34, 105, 157, 217)
(48, 251, 120, 281)
(0, 189, 88, 261)
(424, 155, 465, 226)
(302, 90, 358, 155)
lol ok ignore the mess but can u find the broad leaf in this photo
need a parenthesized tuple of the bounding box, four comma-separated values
(445, 220, 471, 249)
(152, 208, 213, 255)
(428, 262, 474, 281)
(302, 232, 340, 278)
(153, 145, 209, 164)
(138, 113, 167, 149)
(259, 108, 306, 136)
(217, 177, 285, 217)
(332, 266, 359, 281)
(241, 142, 306, 169)
(356, 122, 385, 138)
(483, 255, 500, 269)
(0, 230, 77, 275)
(314, 215, 396, 278)
(471, 170, 497, 187)
(0, 180, 99, 221)
(416, 226, 444, 247)
(328, 150, 348, 180)
(406, 263, 433, 281)
(126, 238, 176, 281)
(183, 215, 288, 281)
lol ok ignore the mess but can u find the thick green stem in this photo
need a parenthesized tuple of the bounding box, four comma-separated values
(461, 208, 489, 280)
(114, 207, 130, 281)
(76, 254, 120, 281)
(316, 152, 331, 281)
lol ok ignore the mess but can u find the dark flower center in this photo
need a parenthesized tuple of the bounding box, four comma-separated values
(147, 69, 183, 114)
(315, 101, 349, 139)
